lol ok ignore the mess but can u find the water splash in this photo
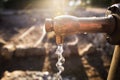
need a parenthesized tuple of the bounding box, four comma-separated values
(55, 44, 65, 80)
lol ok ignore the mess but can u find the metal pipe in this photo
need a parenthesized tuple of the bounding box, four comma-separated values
(45, 15, 115, 44)
(107, 45, 120, 80)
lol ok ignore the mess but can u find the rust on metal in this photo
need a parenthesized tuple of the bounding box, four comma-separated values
(45, 15, 115, 44)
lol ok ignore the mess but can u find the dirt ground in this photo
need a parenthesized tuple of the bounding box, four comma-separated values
(0, 7, 114, 80)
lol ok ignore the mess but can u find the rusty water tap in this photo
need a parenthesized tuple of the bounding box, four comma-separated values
(45, 15, 116, 44)
(45, 3, 120, 80)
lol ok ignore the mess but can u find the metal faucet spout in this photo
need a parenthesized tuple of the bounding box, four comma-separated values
(45, 15, 115, 44)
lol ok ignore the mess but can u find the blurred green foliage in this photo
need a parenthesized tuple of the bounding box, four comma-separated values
(0, 0, 120, 9)
(0, 0, 4, 8)
(4, 0, 31, 9)
(0, 0, 48, 9)
(90, 0, 112, 7)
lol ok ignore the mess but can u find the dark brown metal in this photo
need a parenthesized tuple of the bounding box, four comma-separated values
(106, 3, 120, 45)
(107, 3, 120, 80)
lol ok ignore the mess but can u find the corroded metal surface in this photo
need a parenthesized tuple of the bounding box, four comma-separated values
(45, 15, 115, 44)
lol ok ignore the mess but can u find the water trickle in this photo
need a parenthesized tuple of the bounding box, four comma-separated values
(55, 44, 65, 80)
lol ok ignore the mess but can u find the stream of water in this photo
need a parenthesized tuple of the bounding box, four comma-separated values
(55, 44, 65, 80)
